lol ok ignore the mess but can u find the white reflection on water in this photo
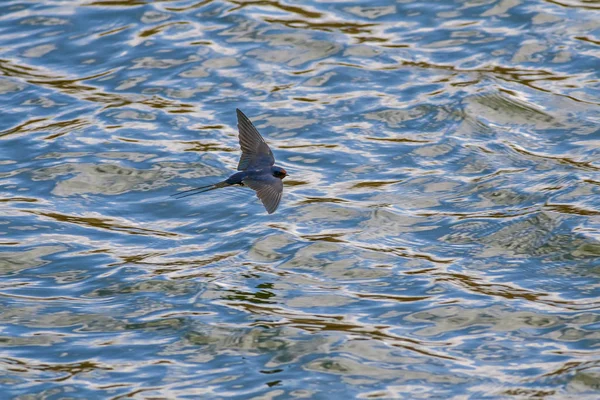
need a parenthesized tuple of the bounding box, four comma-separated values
(1, 0, 599, 398)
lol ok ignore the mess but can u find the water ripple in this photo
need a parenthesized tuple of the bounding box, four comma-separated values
(1, 0, 599, 398)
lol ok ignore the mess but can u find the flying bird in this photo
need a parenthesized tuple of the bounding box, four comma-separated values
(172, 109, 287, 214)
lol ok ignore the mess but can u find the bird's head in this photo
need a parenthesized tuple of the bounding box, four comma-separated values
(272, 166, 287, 179)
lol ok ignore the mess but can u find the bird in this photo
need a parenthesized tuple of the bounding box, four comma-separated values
(172, 108, 287, 214)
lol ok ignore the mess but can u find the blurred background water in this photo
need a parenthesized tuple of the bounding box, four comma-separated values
(1, 0, 600, 398)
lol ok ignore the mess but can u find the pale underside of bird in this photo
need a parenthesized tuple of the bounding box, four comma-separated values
(173, 109, 287, 214)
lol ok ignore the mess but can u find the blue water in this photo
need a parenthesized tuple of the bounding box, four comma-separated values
(1, 0, 600, 398)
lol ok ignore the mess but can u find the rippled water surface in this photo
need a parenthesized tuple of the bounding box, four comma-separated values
(1, 0, 600, 398)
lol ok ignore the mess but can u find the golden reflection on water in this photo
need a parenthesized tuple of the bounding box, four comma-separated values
(24, 210, 180, 238)
(1, 0, 600, 397)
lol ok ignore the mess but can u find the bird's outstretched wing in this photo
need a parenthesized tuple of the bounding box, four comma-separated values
(243, 176, 283, 214)
(236, 108, 275, 171)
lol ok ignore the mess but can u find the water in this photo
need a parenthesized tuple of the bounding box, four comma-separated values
(1, 0, 599, 398)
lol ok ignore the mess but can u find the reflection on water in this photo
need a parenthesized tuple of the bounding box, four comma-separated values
(1, 0, 600, 398)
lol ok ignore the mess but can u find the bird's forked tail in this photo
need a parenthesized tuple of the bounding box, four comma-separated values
(171, 181, 229, 199)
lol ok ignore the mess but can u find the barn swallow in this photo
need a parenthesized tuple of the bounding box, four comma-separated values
(172, 109, 287, 214)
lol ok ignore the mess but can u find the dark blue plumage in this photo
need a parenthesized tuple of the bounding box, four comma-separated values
(172, 109, 287, 214)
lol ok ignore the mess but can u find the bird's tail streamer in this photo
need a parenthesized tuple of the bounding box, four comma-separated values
(171, 181, 229, 199)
